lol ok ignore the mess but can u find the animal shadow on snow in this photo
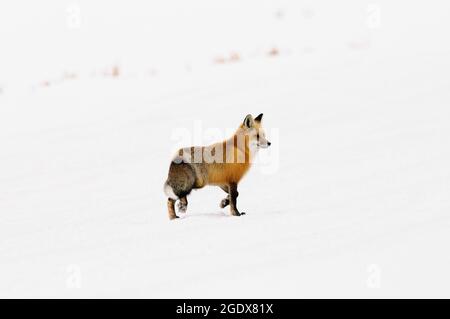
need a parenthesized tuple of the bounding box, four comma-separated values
(179, 211, 230, 219)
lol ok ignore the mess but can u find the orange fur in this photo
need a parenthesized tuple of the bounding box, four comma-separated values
(201, 125, 256, 186)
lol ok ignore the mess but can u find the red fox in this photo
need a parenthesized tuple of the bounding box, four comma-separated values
(164, 114, 271, 220)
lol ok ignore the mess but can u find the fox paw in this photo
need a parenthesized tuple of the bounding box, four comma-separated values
(220, 198, 230, 208)
(232, 211, 246, 216)
(177, 201, 187, 213)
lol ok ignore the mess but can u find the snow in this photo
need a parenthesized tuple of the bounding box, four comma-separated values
(1, 1, 450, 298)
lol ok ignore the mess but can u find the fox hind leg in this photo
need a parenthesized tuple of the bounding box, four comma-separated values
(177, 196, 188, 213)
(165, 161, 196, 220)
(167, 198, 178, 220)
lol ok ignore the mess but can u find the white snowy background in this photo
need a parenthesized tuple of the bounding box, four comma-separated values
(1, 0, 450, 298)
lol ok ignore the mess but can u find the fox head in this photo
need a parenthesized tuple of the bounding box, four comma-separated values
(241, 113, 271, 149)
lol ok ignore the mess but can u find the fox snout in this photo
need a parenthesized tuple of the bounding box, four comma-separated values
(258, 140, 271, 148)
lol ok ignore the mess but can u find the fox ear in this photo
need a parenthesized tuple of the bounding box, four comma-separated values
(243, 114, 254, 128)
(254, 113, 263, 123)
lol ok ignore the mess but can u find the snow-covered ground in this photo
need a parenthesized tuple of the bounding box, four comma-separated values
(1, 1, 450, 298)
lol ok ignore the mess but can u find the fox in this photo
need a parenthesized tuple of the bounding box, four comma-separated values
(164, 113, 271, 220)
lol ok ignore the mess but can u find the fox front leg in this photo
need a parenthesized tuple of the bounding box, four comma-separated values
(229, 183, 245, 216)
(220, 197, 230, 208)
